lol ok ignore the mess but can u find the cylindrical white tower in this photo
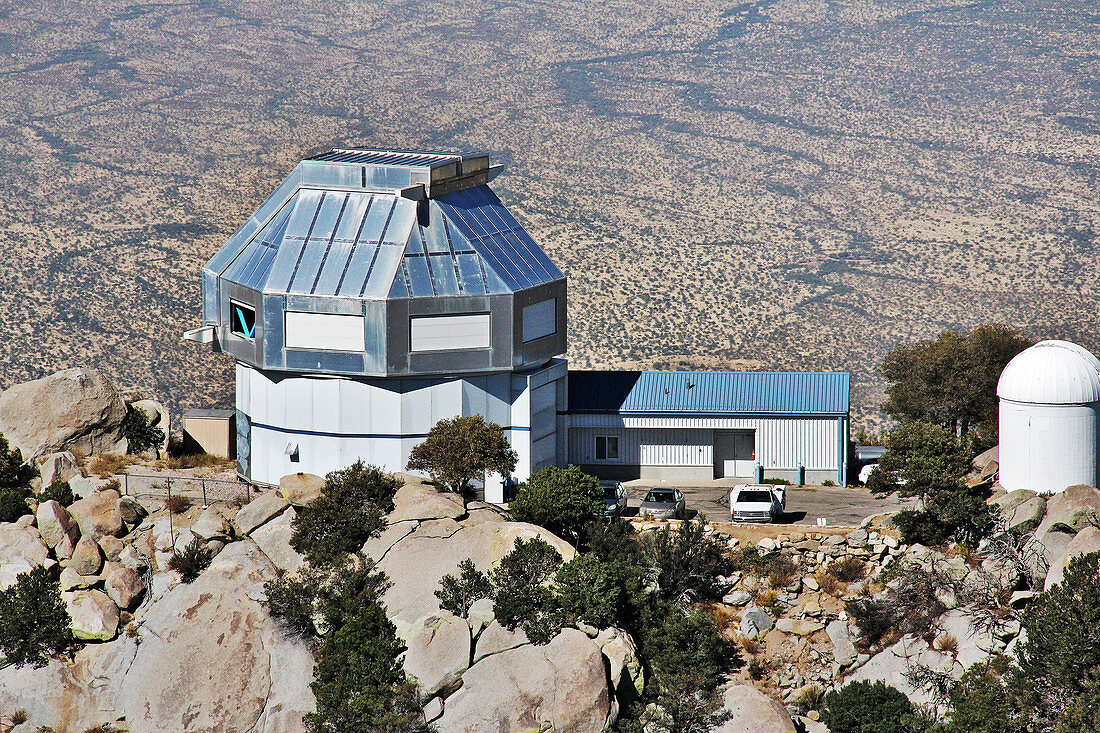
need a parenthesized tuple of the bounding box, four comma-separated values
(997, 340, 1100, 493)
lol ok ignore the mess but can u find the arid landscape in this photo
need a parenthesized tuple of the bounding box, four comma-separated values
(0, 0, 1098, 429)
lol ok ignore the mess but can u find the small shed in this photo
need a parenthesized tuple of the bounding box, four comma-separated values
(566, 371, 849, 484)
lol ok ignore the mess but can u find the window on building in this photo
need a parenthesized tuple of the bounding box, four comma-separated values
(595, 435, 619, 461)
(231, 302, 257, 340)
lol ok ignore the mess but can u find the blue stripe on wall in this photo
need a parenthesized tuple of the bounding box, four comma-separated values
(251, 422, 531, 439)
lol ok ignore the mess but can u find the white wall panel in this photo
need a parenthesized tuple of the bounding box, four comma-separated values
(410, 314, 490, 352)
(238, 362, 565, 488)
(568, 416, 841, 471)
(285, 312, 366, 352)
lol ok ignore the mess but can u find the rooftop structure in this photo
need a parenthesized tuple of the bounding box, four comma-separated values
(192, 149, 566, 378)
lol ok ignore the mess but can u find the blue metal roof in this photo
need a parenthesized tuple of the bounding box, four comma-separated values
(568, 371, 850, 415)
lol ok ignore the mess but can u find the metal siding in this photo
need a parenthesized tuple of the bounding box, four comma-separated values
(568, 416, 840, 470)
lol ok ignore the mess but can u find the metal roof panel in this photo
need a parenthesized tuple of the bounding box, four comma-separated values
(568, 371, 850, 415)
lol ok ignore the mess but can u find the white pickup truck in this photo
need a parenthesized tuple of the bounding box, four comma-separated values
(730, 484, 786, 522)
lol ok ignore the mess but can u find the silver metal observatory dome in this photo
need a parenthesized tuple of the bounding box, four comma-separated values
(190, 149, 567, 377)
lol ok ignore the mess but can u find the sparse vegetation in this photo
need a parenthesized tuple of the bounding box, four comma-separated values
(829, 557, 867, 583)
(164, 495, 192, 514)
(405, 416, 517, 498)
(159, 453, 231, 470)
(792, 685, 825, 715)
(168, 538, 213, 583)
(89, 454, 135, 479)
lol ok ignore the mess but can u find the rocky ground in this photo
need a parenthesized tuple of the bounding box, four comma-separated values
(0, 367, 1097, 732)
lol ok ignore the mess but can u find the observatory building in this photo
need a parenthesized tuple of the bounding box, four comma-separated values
(187, 149, 567, 500)
(997, 340, 1100, 493)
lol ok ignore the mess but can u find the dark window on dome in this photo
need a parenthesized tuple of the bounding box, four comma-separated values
(231, 302, 256, 340)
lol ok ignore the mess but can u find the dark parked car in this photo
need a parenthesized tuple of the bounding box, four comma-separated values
(600, 480, 628, 516)
(639, 488, 686, 519)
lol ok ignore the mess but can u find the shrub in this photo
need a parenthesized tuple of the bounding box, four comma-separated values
(821, 680, 917, 733)
(747, 658, 766, 680)
(728, 546, 769, 576)
(792, 685, 825, 715)
(815, 571, 840, 596)
(644, 607, 738, 694)
(164, 495, 192, 514)
(291, 462, 398, 566)
(0, 566, 72, 667)
(760, 477, 792, 485)
(583, 517, 645, 567)
(822, 479, 837, 486)
(0, 487, 29, 523)
(406, 415, 517, 497)
(168, 539, 213, 583)
(0, 433, 35, 491)
(489, 537, 563, 644)
(830, 557, 866, 583)
(753, 589, 780, 615)
(554, 553, 623, 629)
(123, 407, 165, 455)
(11, 710, 27, 725)
(435, 559, 492, 619)
(643, 519, 731, 605)
(935, 633, 959, 655)
(509, 465, 604, 543)
(870, 422, 993, 545)
(38, 480, 75, 507)
(305, 601, 431, 733)
(266, 554, 391, 638)
(738, 635, 762, 655)
(1010, 550, 1100, 729)
(765, 555, 797, 588)
(846, 597, 893, 647)
(102, 478, 121, 492)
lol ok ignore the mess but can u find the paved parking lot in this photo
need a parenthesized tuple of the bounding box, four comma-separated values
(621, 481, 912, 529)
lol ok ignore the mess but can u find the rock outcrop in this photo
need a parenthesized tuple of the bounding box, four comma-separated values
(436, 628, 612, 733)
(718, 684, 796, 733)
(0, 368, 128, 459)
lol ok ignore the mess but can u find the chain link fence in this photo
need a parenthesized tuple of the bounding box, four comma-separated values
(120, 472, 256, 507)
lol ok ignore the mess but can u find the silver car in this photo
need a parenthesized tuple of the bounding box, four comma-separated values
(639, 488, 686, 519)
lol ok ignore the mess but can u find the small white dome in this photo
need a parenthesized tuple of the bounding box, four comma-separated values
(998, 340, 1100, 404)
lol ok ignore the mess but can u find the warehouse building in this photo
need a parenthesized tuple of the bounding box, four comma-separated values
(566, 370, 850, 485)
